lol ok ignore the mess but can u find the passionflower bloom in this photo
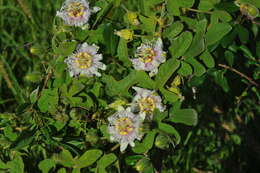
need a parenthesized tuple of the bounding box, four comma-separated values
(108, 108, 143, 152)
(130, 38, 166, 76)
(64, 43, 106, 77)
(131, 87, 165, 120)
(56, 0, 100, 26)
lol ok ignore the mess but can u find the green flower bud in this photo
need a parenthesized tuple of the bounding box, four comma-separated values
(135, 158, 152, 172)
(155, 134, 170, 149)
(24, 72, 42, 83)
(247, 5, 259, 19)
(30, 45, 43, 56)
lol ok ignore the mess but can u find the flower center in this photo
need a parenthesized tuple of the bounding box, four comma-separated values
(139, 97, 156, 113)
(67, 2, 85, 18)
(75, 52, 93, 69)
(115, 117, 134, 136)
(138, 48, 156, 63)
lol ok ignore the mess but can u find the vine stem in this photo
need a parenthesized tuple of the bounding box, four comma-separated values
(218, 64, 259, 87)
(185, 8, 212, 14)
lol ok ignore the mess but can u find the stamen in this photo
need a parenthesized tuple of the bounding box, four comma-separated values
(67, 2, 85, 18)
(115, 117, 134, 136)
(139, 97, 156, 113)
(138, 48, 156, 63)
(75, 52, 93, 69)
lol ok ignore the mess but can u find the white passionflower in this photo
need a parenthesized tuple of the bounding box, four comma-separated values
(131, 38, 166, 77)
(131, 87, 165, 120)
(56, 0, 100, 27)
(64, 42, 106, 77)
(108, 108, 143, 152)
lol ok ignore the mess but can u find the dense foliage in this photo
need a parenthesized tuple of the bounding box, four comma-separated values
(0, 0, 259, 172)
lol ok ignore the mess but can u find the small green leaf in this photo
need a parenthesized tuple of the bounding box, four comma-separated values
(185, 57, 206, 76)
(54, 41, 77, 56)
(155, 59, 180, 89)
(97, 153, 117, 173)
(132, 130, 157, 154)
(139, 15, 157, 33)
(0, 159, 7, 169)
(169, 31, 193, 59)
(37, 89, 58, 113)
(163, 21, 184, 39)
(177, 61, 193, 76)
(75, 149, 103, 169)
(38, 159, 55, 173)
(158, 123, 181, 144)
(117, 38, 131, 67)
(199, 51, 215, 68)
(206, 23, 232, 46)
(184, 19, 207, 58)
(53, 149, 74, 167)
(159, 87, 179, 103)
(6, 155, 24, 173)
(125, 155, 143, 166)
(168, 108, 198, 126)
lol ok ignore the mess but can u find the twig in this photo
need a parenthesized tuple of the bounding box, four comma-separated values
(218, 64, 259, 87)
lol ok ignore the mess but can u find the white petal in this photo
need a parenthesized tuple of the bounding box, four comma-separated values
(120, 141, 128, 152)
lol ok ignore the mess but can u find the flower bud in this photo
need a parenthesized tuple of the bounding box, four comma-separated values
(247, 5, 259, 19)
(24, 72, 42, 83)
(240, 3, 259, 19)
(114, 29, 134, 41)
(127, 11, 140, 25)
(30, 45, 43, 56)
(155, 134, 170, 149)
(135, 158, 152, 172)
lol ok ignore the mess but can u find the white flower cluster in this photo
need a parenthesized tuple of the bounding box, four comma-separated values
(56, 0, 168, 152)
(108, 87, 165, 152)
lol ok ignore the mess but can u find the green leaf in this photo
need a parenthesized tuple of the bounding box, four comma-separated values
(97, 153, 117, 173)
(205, 23, 232, 46)
(0, 159, 7, 169)
(4, 126, 18, 141)
(37, 89, 58, 113)
(155, 59, 180, 89)
(199, 51, 215, 68)
(125, 155, 143, 166)
(212, 10, 232, 22)
(132, 130, 157, 154)
(168, 108, 198, 126)
(167, 0, 180, 16)
(163, 21, 184, 39)
(235, 25, 249, 44)
(103, 23, 118, 55)
(38, 159, 55, 173)
(53, 149, 74, 167)
(75, 149, 103, 169)
(169, 31, 193, 59)
(177, 61, 193, 76)
(54, 41, 77, 56)
(6, 155, 24, 173)
(57, 168, 67, 173)
(139, 15, 157, 33)
(184, 19, 207, 58)
(159, 87, 179, 103)
(185, 57, 206, 76)
(198, 0, 219, 11)
(158, 123, 181, 144)
(117, 38, 131, 67)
